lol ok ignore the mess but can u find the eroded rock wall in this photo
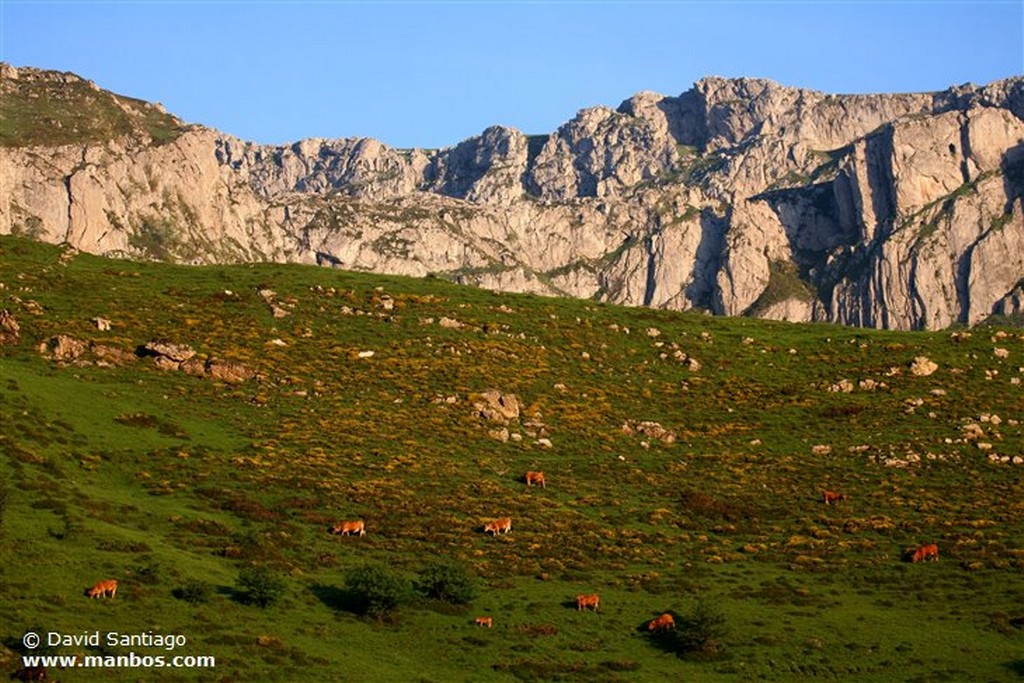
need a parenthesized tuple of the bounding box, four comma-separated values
(3, 63, 1023, 329)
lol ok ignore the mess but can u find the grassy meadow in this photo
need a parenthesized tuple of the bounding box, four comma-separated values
(0, 234, 1023, 681)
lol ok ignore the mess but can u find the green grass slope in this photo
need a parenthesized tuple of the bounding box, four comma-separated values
(1, 235, 1023, 681)
(0, 67, 186, 147)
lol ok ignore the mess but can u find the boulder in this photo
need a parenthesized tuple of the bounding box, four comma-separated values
(473, 389, 521, 423)
(45, 334, 87, 361)
(180, 358, 208, 377)
(0, 309, 20, 344)
(909, 357, 938, 377)
(828, 379, 854, 393)
(144, 340, 196, 362)
(622, 420, 677, 444)
(90, 343, 136, 366)
(205, 358, 254, 384)
(153, 355, 181, 371)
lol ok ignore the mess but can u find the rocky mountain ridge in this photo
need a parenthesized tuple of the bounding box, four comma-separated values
(2, 62, 1023, 329)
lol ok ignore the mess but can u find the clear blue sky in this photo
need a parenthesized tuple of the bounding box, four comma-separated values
(2, 1, 1022, 149)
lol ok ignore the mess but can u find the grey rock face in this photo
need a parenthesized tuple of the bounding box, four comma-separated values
(2, 64, 1023, 329)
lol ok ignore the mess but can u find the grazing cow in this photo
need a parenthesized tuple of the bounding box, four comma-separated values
(575, 593, 600, 611)
(525, 471, 546, 488)
(329, 520, 366, 537)
(86, 579, 118, 599)
(822, 490, 847, 506)
(475, 616, 493, 628)
(911, 543, 939, 563)
(647, 613, 675, 632)
(483, 517, 512, 535)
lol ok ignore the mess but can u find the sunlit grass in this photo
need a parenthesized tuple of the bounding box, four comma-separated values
(1, 235, 1022, 681)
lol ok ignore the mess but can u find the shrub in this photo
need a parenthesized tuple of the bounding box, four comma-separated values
(46, 515, 77, 540)
(173, 579, 211, 605)
(236, 566, 286, 608)
(674, 600, 729, 658)
(133, 559, 162, 585)
(417, 561, 478, 605)
(345, 564, 411, 617)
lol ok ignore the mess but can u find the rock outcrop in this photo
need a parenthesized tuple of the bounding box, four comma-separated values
(2, 64, 1023, 329)
(0, 309, 20, 344)
(472, 389, 521, 424)
(42, 334, 88, 361)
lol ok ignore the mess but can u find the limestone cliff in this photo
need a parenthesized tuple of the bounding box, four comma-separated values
(2, 62, 1022, 329)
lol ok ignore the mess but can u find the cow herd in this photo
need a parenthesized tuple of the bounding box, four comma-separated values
(473, 601, 678, 634)
(79, 480, 940, 643)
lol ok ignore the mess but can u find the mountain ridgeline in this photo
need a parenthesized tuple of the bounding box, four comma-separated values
(2, 63, 1023, 330)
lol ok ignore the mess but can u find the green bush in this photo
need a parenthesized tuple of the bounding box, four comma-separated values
(133, 559, 162, 585)
(173, 578, 212, 605)
(345, 564, 411, 617)
(675, 600, 729, 658)
(236, 566, 286, 608)
(417, 560, 478, 605)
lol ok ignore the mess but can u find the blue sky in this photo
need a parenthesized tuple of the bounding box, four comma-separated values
(2, 1, 1022, 149)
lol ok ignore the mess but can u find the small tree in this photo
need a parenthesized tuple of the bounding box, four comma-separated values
(236, 566, 286, 608)
(345, 564, 411, 617)
(675, 600, 729, 658)
(417, 561, 478, 605)
(173, 578, 212, 605)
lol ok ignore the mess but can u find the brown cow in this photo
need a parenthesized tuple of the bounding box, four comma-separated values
(911, 543, 939, 563)
(647, 613, 675, 632)
(329, 520, 366, 537)
(525, 471, 546, 488)
(475, 616, 493, 628)
(576, 593, 600, 611)
(822, 490, 847, 506)
(86, 579, 118, 599)
(483, 517, 512, 535)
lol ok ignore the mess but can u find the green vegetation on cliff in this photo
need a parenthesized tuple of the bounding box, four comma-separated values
(0, 67, 185, 147)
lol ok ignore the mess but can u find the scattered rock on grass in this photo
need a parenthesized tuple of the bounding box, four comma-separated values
(472, 389, 521, 424)
(910, 357, 938, 376)
(91, 343, 136, 366)
(43, 334, 87, 361)
(206, 358, 255, 384)
(0, 309, 20, 344)
(622, 420, 677, 444)
(144, 340, 196, 363)
(828, 379, 854, 393)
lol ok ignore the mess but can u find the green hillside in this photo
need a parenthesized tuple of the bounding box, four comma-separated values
(1, 235, 1022, 681)
(0, 67, 186, 147)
